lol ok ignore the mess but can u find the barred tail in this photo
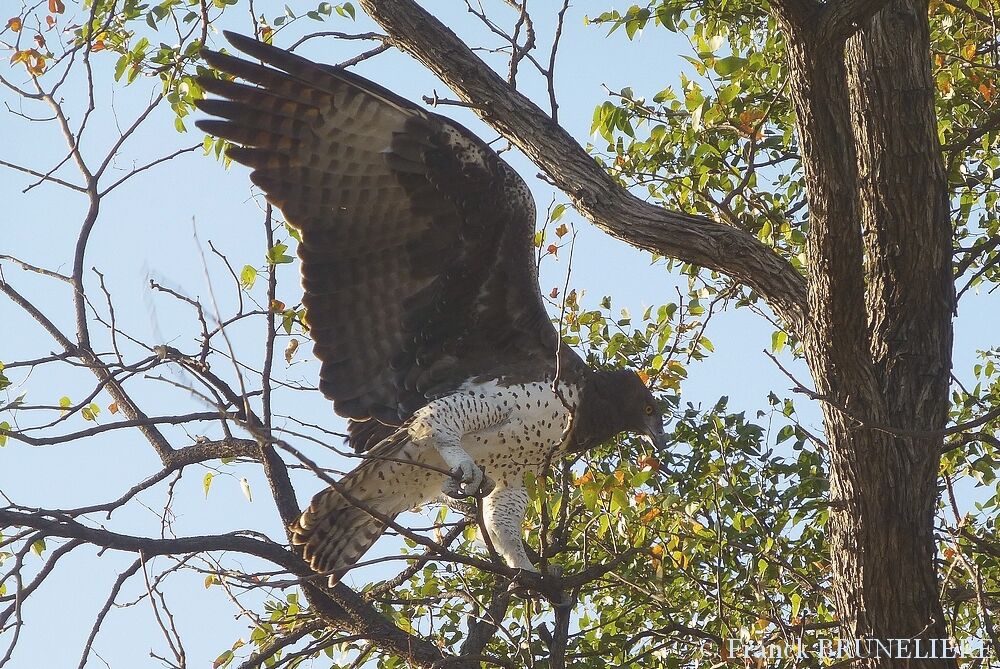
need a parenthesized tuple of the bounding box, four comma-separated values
(291, 432, 432, 584)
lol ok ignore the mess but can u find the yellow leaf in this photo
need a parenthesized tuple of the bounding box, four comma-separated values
(283, 338, 299, 364)
(962, 42, 976, 60)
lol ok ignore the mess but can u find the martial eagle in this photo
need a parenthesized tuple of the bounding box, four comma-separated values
(196, 32, 668, 584)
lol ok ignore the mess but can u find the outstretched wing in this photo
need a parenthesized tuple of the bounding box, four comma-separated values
(196, 32, 562, 447)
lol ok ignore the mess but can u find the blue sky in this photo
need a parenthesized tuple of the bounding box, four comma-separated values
(1, 1, 996, 666)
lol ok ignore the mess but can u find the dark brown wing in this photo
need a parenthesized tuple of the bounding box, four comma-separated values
(196, 32, 566, 448)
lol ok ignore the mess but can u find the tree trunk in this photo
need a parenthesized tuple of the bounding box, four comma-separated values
(785, 0, 956, 663)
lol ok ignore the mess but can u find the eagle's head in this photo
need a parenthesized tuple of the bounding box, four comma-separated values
(571, 369, 668, 452)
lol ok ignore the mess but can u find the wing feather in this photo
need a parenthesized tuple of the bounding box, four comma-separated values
(196, 32, 571, 448)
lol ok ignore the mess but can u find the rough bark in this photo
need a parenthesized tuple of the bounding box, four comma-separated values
(781, 0, 956, 664)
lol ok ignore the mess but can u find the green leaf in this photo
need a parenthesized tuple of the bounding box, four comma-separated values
(0, 421, 9, 447)
(266, 243, 293, 265)
(581, 482, 600, 510)
(81, 403, 100, 421)
(31, 539, 46, 556)
(714, 56, 747, 77)
(337, 2, 356, 19)
(203, 472, 214, 498)
(771, 330, 788, 353)
(240, 265, 257, 290)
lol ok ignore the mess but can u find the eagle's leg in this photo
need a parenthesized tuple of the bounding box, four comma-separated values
(407, 393, 507, 498)
(438, 443, 487, 498)
(482, 483, 536, 572)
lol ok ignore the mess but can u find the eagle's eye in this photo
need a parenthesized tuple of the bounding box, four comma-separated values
(644, 404, 655, 416)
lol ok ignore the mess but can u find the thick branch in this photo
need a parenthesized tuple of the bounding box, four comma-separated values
(816, 0, 894, 43)
(359, 0, 808, 333)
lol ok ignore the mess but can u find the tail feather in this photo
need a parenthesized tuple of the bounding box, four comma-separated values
(291, 431, 434, 584)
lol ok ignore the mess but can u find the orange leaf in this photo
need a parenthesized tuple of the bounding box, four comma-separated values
(638, 455, 660, 471)
(979, 83, 993, 102)
(269, 299, 285, 312)
(48, 0, 65, 14)
(613, 469, 625, 484)
(10, 49, 33, 65)
(637, 370, 650, 384)
(641, 507, 661, 523)
(108, 402, 119, 415)
(7, 17, 21, 32)
(34, 34, 45, 48)
(45, 15, 55, 27)
(962, 42, 976, 60)
(574, 471, 594, 487)
(546, 244, 558, 255)
(549, 287, 559, 298)
(650, 544, 664, 557)
(554, 223, 569, 238)
(92, 39, 105, 51)
(633, 492, 648, 504)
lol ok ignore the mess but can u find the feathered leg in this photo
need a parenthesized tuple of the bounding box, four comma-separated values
(291, 435, 441, 584)
(482, 483, 535, 571)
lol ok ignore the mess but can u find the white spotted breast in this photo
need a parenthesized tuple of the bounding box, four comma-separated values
(459, 380, 578, 485)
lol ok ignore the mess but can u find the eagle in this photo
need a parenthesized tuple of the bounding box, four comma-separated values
(196, 32, 668, 584)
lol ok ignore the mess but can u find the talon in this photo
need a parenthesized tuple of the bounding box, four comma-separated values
(442, 461, 485, 498)
(478, 475, 496, 497)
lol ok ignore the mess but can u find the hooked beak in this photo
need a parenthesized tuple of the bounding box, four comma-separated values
(646, 423, 670, 450)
